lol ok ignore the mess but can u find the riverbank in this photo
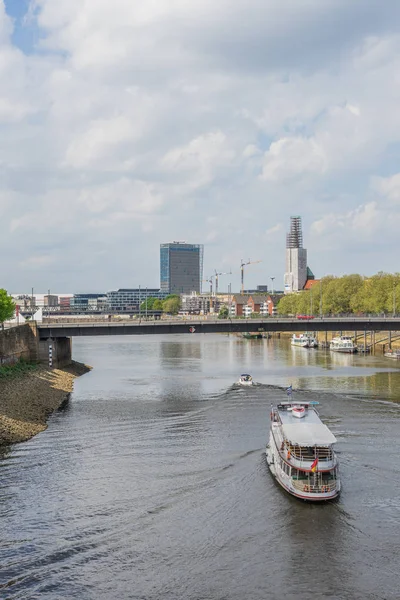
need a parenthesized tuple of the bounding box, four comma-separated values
(0, 361, 91, 445)
(278, 330, 400, 351)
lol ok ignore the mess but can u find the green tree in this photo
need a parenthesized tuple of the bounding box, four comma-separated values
(153, 299, 164, 311)
(140, 297, 157, 311)
(218, 305, 229, 319)
(163, 296, 181, 314)
(0, 289, 16, 329)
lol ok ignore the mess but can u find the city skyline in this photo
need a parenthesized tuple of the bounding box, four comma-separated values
(1, 1, 400, 293)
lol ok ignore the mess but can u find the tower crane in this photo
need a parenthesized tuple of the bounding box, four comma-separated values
(203, 276, 214, 296)
(214, 269, 232, 296)
(240, 259, 262, 294)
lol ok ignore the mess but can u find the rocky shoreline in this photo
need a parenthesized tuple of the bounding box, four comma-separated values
(0, 361, 91, 445)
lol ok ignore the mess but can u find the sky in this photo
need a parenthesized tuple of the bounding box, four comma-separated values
(1, 0, 400, 294)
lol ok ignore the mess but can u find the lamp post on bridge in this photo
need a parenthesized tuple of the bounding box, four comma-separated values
(270, 277, 275, 295)
(319, 280, 323, 318)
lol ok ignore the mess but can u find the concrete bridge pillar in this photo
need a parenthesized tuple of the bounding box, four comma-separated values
(38, 337, 72, 368)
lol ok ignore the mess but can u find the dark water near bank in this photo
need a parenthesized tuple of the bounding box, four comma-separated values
(1, 335, 400, 599)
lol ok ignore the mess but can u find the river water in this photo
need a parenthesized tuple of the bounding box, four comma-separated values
(1, 334, 400, 600)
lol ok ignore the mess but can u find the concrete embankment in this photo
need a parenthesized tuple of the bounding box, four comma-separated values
(0, 361, 91, 445)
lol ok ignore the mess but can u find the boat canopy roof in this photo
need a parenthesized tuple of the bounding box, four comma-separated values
(281, 423, 336, 446)
(240, 374, 252, 377)
(278, 405, 336, 447)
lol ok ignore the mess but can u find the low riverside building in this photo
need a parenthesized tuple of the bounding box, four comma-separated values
(265, 294, 284, 315)
(230, 294, 283, 317)
(44, 295, 59, 307)
(70, 293, 107, 311)
(180, 293, 211, 315)
(107, 289, 169, 313)
(230, 295, 250, 317)
(248, 295, 269, 314)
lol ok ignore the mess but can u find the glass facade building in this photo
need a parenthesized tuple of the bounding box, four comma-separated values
(70, 294, 107, 309)
(107, 289, 169, 312)
(160, 242, 204, 294)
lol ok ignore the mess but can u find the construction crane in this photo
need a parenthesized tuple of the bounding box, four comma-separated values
(203, 276, 214, 296)
(214, 269, 232, 296)
(240, 259, 262, 294)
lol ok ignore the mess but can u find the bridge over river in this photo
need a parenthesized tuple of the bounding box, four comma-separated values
(38, 316, 400, 338)
(34, 317, 400, 367)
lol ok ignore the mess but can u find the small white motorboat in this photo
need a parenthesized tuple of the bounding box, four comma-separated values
(291, 405, 306, 418)
(238, 374, 253, 386)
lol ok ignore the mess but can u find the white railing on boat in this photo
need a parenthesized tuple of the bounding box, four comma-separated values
(292, 479, 337, 493)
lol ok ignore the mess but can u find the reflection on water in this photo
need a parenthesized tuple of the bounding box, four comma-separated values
(1, 334, 400, 600)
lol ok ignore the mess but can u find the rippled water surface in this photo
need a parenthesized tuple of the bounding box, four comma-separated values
(1, 335, 400, 599)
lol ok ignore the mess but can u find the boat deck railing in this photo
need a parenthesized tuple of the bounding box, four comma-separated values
(292, 479, 337, 494)
(286, 445, 333, 461)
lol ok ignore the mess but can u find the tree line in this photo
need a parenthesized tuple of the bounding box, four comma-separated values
(0, 289, 15, 329)
(140, 294, 181, 315)
(277, 273, 400, 316)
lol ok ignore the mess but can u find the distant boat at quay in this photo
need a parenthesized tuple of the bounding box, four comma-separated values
(291, 333, 318, 348)
(330, 336, 357, 353)
(384, 349, 400, 360)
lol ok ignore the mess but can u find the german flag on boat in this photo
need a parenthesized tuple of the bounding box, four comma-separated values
(310, 458, 318, 473)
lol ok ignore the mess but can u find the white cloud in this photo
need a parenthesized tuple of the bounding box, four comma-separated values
(261, 137, 327, 182)
(311, 202, 384, 238)
(162, 131, 236, 189)
(64, 116, 138, 169)
(265, 224, 282, 236)
(2, 0, 400, 290)
(372, 173, 400, 204)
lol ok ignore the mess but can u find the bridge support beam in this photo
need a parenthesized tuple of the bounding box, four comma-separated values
(38, 337, 72, 368)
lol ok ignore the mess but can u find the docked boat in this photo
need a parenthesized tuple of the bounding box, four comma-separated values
(242, 332, 263, 339)
(384, 349, 400, 360)
(266, 400, 340, 501)
(291, 333, 318, 348)
(330, 336, 357, 353)
(238, 373, 253, 386)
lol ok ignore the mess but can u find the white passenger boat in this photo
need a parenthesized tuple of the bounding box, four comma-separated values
(384, 349, 400, 360)
(330, 336, 357, 353)
(238, 374, 253, 386)
(291, 333, 318, 348)
(266, 400, 340, 501)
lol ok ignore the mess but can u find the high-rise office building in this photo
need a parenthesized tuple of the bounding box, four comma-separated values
(160, 242, 204, 294)
(284, 216, 307, 294)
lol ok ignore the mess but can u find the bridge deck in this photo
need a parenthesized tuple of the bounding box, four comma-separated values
(37, 317, 400, 338)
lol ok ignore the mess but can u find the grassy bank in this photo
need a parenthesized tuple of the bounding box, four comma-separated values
(0, 360, 39, 379)
(0, 360, 91, 445)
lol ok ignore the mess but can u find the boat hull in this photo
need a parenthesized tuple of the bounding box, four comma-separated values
(291, 340, 309, 348)
(384, 352, 400, 359)
(330, 348, 356, 353)
(266, 424, 340, 502)
(266, 445, 339, 501)
(291, 335, 318, 348)
(238, 380, 253, 386)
